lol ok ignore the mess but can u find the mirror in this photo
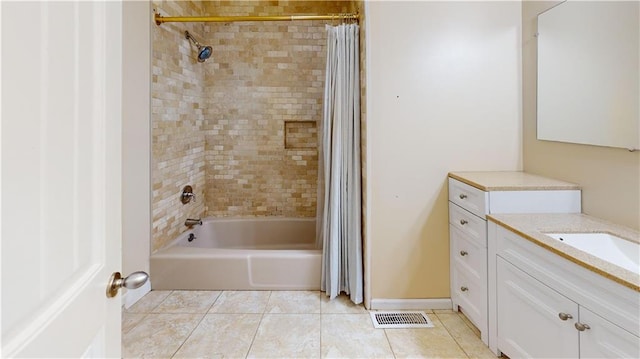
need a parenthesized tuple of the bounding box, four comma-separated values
(537, 1, 639, 150)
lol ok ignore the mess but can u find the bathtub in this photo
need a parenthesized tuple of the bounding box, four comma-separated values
(150, 217, 321, 290)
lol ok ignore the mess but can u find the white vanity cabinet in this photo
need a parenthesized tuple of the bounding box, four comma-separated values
(492, 223, 640, 359)
(448, 172, 581, 346)
(449, 180, 489, 344)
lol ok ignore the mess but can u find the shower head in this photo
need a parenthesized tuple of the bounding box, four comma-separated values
(185, 31, 212, 63)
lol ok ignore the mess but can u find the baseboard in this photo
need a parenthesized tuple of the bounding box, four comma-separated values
(370, 298, 452, 310)
(122, 280, 152, 309)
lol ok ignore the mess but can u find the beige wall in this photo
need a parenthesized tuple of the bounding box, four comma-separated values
(522, 1, 640, 231)
(366, 1, 522, 300)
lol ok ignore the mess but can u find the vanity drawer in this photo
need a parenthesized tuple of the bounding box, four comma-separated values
(451, 224, 487, 281)
(449, 203, 487, 248)
(452, 264, 486, 329)
(448, 178, 488, 218)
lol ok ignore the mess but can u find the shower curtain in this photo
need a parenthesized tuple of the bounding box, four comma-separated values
(317, 23, 362, 304)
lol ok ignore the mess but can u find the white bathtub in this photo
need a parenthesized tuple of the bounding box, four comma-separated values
(150, 217, 321, 290)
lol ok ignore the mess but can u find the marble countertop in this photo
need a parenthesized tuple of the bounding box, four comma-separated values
(449, 171, 581, 191)
(488, 213, 640, 292)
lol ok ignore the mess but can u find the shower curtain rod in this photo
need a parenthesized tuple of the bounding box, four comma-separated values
(154, 12, 359, 25)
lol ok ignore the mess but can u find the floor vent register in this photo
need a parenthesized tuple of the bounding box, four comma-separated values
(369, 311, 434, 329)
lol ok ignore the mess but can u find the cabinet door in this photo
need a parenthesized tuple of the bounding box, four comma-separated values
(497, 257, 579, 358)
(451, 260, 486, 331)
(579, 306, 640, 359)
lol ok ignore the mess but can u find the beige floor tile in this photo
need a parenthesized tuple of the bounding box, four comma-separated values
(209, 291, 271, 313)
(121, 291, 479, 359)
(122, 312, 146, 334)
(266, 291, 321, 314)
(385, 316, 469, 358)
(458, 311, 482, 338)
(321, 293, 367, 314)
(173, 313, 262, 358)
(321, 314, 394, 358)
(247, 314, 320, 358)
(122, 313, 203, 358)
(437, 312, 496, 359)
(152, 290, 221, 314)
(125, 290, 172, 313)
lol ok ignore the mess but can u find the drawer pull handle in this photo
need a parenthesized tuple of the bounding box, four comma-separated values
(460, 286, 468, 292)
(460, 250, 468, 256)
(459, 219, 468, 225)
(575, 322, 590, 331)
(459, 194, 467, 199)
(558, 312, 573, 321)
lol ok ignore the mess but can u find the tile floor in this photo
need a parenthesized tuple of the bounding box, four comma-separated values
(123, 290, 496, 358)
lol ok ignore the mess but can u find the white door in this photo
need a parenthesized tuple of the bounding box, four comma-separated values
(2, 1, 123, 357)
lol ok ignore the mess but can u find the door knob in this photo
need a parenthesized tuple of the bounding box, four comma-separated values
(460, 250, 468, 256)
(460, 286, 469, 292)
(106, 271, 149, 298)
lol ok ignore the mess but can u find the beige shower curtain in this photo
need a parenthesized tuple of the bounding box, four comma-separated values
(317, 23, 362, 304)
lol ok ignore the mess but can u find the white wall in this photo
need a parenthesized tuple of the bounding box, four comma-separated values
(122, 1, 152, 305)
(365, 1, 522, 304)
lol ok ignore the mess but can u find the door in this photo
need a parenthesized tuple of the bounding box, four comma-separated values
(496, 257, 579, 358)
(2, 1, 123, 357)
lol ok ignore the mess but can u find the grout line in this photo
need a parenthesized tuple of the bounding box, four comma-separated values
(166, 291, 222, 358)
(457, 310, 482, 339)
(148, 290, 175, 314)
(319, 300, 322, 358)
(169, 311, 208, 359)
(382, 328, 398, 359)
(244, 290, 272, 359)
(125, 289, 173, 315)
(154, 290, 174, 312)
(203, 290, 223, 313)
(433, 312, 472, 359)
(264, 291, 273, 314)
(121, 312, 149, 335)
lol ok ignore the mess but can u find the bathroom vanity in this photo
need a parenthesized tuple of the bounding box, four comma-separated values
(448, 171, 581, 345)
(448, 171, 640, 358)
(488, 214, 640, 358)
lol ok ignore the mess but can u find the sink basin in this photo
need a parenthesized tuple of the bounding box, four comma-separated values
(545, 232, 640, 274)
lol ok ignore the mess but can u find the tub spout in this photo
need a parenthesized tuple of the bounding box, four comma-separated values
(185, 218, 202, 227)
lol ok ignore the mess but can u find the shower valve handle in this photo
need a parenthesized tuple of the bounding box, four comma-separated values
(181, 185, 196, 204)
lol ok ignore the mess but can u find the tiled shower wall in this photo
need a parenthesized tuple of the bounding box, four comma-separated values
(152, 0, 207, 252)
(151, 0, 360, 251)
(202, 1, 355, 217)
